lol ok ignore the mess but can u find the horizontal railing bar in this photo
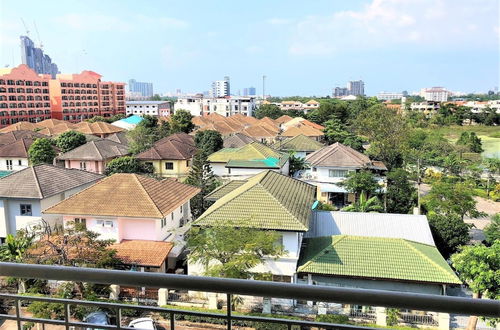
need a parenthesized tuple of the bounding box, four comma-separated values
(1, 262, 499, 317)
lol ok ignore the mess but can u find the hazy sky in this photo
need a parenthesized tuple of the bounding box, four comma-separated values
(0, 0, 499, 96)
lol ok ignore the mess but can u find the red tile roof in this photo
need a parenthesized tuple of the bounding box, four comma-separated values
(111, 240, 173, 267)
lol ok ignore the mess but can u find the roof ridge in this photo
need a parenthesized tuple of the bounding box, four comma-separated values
(300, 236, 336, 270)
(31, 166, 44, 198)
(91, 140, 104, 160)
(402, 239, 457, 281)
(133, 174, 165, 218)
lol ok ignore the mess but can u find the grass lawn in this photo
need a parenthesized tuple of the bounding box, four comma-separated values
(431, 125, 500, 158)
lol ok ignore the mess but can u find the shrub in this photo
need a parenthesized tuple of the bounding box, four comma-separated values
(315, 313, 350, 324)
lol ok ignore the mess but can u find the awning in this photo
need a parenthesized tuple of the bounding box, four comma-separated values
(319, 183, 348, 193)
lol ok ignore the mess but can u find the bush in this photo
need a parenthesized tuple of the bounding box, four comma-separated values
(315, 313, 350, 324)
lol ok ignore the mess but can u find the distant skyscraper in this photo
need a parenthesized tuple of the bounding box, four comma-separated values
(128, 79, 154, 98)
(347, 80, 365, 96)
(333, 87, 349, 98)
(20, 36, 59, 78)
(211, 76, 230, 97)
(242, 87, 256, 96)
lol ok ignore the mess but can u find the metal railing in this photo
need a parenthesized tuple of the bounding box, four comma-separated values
(0, 262, 499, 330)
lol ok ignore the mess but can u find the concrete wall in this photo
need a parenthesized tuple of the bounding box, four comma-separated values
(211, 163, 287, 180)
(0, 157, 29, 171)
(0, 199, 41, 238)
(143, 159, 190, 179)
(65, 159, 104, 174)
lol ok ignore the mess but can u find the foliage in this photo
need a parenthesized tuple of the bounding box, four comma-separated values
(386, 169, 416, 214)
(0, 231, 34, 262)
(170, 109, 194, 133)
(28, 138, 56, 165)
(126, 115, 171, 154)
(255, 104, 284, 119)
(386, 309, 400, 326)
(104, 156, 153, 176)
(403, 129, 455, 167)
(86, 115, 107, 123)
(483, 214, 500, 245)
(427, 214, 471, 258)
(55, 130, 87, 153)
(456, 131, 483, 153)
(194, 130, 223, 155)
(323, 118, 364, 151)
(288, 153, 308, 176)
(423, 181, 485, 220)
(184, 151, 219, 218)
(452, 242, 500, 327)
(490, 184, 500, 202)
(187, 220, 285, 279)
(340, 170, 380, 197)
(315, 313, 350, 324)
(484, 157, 500, 175)
(355, 104, 408, 170)
(342, 191, 383, 213)
(316, 202, 337, 211)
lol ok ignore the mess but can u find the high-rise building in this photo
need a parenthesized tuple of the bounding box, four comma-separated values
(419, 87, 451, 102)
(333, 87, 349, 98)
(243, 87, 256, 96)
(210, 76, 230, 97)
(128, 79, 153, 98)
(20, 36, 59, 78)
(347, 80, 365, 96)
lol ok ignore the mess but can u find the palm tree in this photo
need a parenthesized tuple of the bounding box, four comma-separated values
(342, 191, 383, 213)
(0, 232, 33, 262)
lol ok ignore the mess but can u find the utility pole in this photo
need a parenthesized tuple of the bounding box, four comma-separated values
(262, 75, 266, 100)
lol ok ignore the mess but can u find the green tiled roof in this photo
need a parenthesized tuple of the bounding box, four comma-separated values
(205, 180, 247, 201)
(298, 235, 461, 285)
(208, 142, 285, 163)
(272, 134, 324, 152)
(226, 157, 282, 169)
(195, 170, 317, 231)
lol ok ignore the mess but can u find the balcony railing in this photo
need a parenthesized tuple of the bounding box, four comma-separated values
(0, 262, 499, 330)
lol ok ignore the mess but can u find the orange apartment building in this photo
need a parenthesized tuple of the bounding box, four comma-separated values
(0, 64, 125, 127)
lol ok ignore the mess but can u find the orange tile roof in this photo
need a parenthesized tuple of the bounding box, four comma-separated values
(300, 119, 324, 130)
(111, 240, 173, 267)
(35, 119, 67, 129)
(259, 116, 278, 127)
(231, 113, 259, 125)
(275, 115, 294, 125)
(0, 122, 38, 133)
(241, 125, 277, 138)
(74, 122, 124, 135)
(206, 113, 227, 122)
(44, 173, 200, 219)
(38, 123, 77, 136)
(192, 116, 211, 127)
(282, 124, 324, 137)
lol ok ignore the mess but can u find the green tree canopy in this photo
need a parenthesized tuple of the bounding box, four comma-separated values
(104, 156, 153, 176)
(428, 213, 471, 258)
(484, 214, 500, 245)
(342, 192, 383, 213)
(170, 109, 194, 133)
(288, 153, 309, 176)
(323, 118, 364, 151)
(55, 131, 87, 153)
(340, 170, 381, 197)
(86, 116, 108, 123)
(386, 168, 416, 214)
(187, 221, 285, 279)
(457, 131, 483, 153)
(184, 151, 219, 218)
(28, 138, 56, 165)
(254, 104, 284, 120)
(194, 130, 223, 156)
(0, 231, 34, 262)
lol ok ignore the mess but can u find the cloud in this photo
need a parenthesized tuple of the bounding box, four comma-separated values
(288, 0, 499, 56)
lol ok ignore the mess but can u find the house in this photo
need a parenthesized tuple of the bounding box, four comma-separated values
(135, 132, 197, 179)
(299, 142, 387, 207)
(73, 121, 124, 138)
(241, 125, 278, 144)
(0, 138, 34, 172)
(56, 139, 130, 174)
(37, 122, 77, 136)
(223, 133, 255, 148)
(271, 134, 324, 159)
(43, 173, 200, 271)
(207, 141, 289, 179)
(191, 170, 317, 282)
(282, 124, 324, 142)
(282, 117, 325, 131)
(111, 240, 174, 272)
(0, 165, 103, 242)
(302, 99, 320, 113)
(274, 115, 294, 126)
(0, 122, 38, 133)
(0, 130, 48, 146)
(297, 235, 461, 295)
(111, 115, 144, 130)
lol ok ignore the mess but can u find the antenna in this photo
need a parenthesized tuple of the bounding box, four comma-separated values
(262, 75, 266, 100)
(33, 20, 43, 49)
(20, 18, 30, 36)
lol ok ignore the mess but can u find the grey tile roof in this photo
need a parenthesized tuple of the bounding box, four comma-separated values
(223, 133, 255, 148)
(105, 132, 129, 146)
(0, 130, 48, 146)
(0, 138, 34, 158)
(306, 142, 387, 170)
(305, 211, 435, 246)
(136, 133, 196, 160)
(56, 139, 129, 161)
(0, 165, 104, 199)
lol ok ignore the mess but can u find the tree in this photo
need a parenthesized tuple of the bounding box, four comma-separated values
(0, 231, 34, 262)
(323, 118, 364, 151)
(452, 242, 500, 329)
(483, 214, 500, 245)
(288, 153, 308, 176)
(423, 181, 485, 220)
(386, 169, 416, 214)
(340, 170, 380, 197)
(187, 220, 285, 279)
(355, 104, 408, 170)
(28, 138, 56, 165)
(127, 124, 158, 154)
(428, 213, 471, 258)
(109, 114, 126, 122)
(194, 130, 223, 155)
(104, 156, 153, 176)
(342, 192, 383, 213)
(86, 116, 108, 123)
(184, 151, 219, 218)
(254, 104, 283, 120)
(56, 131, 87, 153)
(150, 94, 162, 101)
(170, 109, 194, 133)
(457, 131, 483, 153)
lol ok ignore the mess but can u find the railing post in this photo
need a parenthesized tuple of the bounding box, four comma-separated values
(15, 298, 21, 330)
(64, 302, 70, 330)
(170, 311, 175, 330)
(227, 293, 232, 330)
(117, 307, 122, 329)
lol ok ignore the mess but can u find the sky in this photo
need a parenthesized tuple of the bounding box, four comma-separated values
(0, 0, 499, 96)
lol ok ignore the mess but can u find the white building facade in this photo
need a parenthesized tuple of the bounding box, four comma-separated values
(420, 87, 451, 102)
(175, 96, 256, 117)
(126, 101, 171, 117)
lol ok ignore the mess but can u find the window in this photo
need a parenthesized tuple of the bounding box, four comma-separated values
(171, 213, 174, 221)
(74, 218, 87, 229)
(18, 160, 22, 166)
(20, 204, 32, 216)
(96, 220, 104, 226)
(329, 169, 348, 178)
(165, 162, 174, 170)
(180, 205, 183, 214)
(104, 220, 113, 228)
(6, 160, 12, 170)
(272, 275, 292, 283)
(80, 162, 87, 170)
(312, 167, 317, 172)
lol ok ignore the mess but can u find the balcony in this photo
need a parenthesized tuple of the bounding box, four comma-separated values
(0, 262, 498, 330)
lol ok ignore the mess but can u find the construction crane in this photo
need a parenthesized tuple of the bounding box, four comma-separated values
(20, 18, 30, 36)
(33, 20, 43, 50)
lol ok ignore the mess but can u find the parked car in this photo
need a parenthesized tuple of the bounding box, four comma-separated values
(128, 317, 157, 329)
(83, 311, 110, 330)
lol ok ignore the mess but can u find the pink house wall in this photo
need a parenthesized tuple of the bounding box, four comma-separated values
(65, 160, 105, 174)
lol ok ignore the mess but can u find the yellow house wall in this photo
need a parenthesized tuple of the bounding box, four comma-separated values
(141, 159, 191, 179)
